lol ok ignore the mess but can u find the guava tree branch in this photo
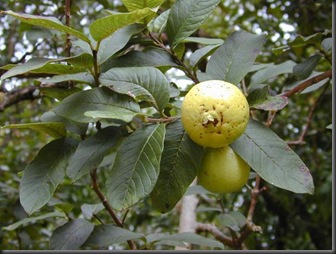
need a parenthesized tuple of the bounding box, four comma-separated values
(0, 86, 39, 112)
(287, 82, 330, 145)
(89, 168, 137, 250)
(281, 69, 332, 97)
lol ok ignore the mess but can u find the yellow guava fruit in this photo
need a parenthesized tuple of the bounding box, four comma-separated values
(197, 146, 250, 193)
(181, 80, 249, 148)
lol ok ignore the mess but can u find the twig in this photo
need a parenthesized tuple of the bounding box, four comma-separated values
(280, 69, 332, 97)
(287, 83, 330, 145)
(195, 223, 235, 248)
(64, 0, 72, 57)
(89, 168, 137, 250)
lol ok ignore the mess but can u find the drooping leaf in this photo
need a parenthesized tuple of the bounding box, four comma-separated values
(1, 10, 90, 43)
(247, 86, 288, 111)
(81, 203, 105, 220)
(1, 122, 66, 138)
(1, 54, 93, 81)
(146, 232, 224, 249)
(19, 138, 78, 214)
(101, 47, 178, 70)
(98, 24, 145, 65)
(66, 126, 124, 181)
(230, 120, 314, 194)
(150, 120, 204, 213)
(89, 8, 155, 42)
(293, 54, 322, 80)
(106, 124, 166, 210)
(166, 0, 220, 49)
(217, 211, 247, 232)
(249, 60, 296, 89)
(52, 87, 140, 123)
(50, 219, 94, 250)
(100, 67, 170, 113)
(84, 224, 144, 248)
(206, 30, 266, 85)
(122, 0, 164, 11)
(38, 72, 95, 86)
(3, 211, 66, 231)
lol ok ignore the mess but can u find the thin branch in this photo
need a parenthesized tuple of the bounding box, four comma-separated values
(89, 168, 137, 250)
(281, 69, 332, 97)
(287, 83, 330, 145)
(64, 0, 72, 57)
(195, 223, 235, 248)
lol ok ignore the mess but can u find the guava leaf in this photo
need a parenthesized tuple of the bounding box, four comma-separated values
(1, 10, 90, 43)
(293, 54, 322, 80)
(66, 126, 124, 181)
(1, 54, 93, 81)
(50, 219, 94, 250)
(98, 24, 145, 65)
(122, 0, 164, 11)
(206, 30, 266, 85)
(150, 120, 204, 213)
(100, 67, 170, 113)
(148, 9, 170, 34)
(3, 211, 66, 231)
(89, 8, 155, 42)
(231, 120, 314, 194)
(166, 0, 220, 49)
(81, 203, 105, 220)
(249, 60, 296, 89)
(1, 122, 66, 138)
(217, 211, 247, 232)
(38, 72, 95, 86)
(84, 225, 144, 248)
(146, 232, 224, 249)
(52, 87, 140, 123)
(19, 138, 78, 215)
(106, 124, 166, 210)
(247, 86, 288, 111)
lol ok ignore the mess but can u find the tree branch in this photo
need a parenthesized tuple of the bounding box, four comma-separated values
(280, 69, 332, 97)
(89, 168, 137, 250)
(287, 82, 330, 145)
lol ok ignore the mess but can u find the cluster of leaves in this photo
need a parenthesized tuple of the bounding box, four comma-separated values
(0, 0, 332, 250)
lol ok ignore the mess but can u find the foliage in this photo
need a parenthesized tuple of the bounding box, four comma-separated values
(0, 0, 332, 250)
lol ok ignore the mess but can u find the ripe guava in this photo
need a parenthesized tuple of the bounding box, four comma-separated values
(197, 146, 250, 193)
(181, 80, 249, 148)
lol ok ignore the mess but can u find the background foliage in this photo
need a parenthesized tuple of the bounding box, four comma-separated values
(0, 0, 333, 250)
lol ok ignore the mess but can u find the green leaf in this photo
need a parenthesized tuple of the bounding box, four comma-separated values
(40, 111, 88, 136)
(66, 127, 123, 181)
(1, 10, 90, 43)
(230, 120, 314, 194)
(98, 24, 145, 65)
(166, 0, 220, 49)
(106, 124, 166, 210)
(81, 203, 105, 220)
(52, 87, 140, 123)
(122, 0, 164, 11)
(205, 30, 265, 85)
(147, 9, 170, 34)
(1, 122, 66, 138)
(249, 60, 296, 89)
(101, 47, 178, 70)
(150, 120, 204, 213)
(89, 8, 155, 42)
(146, 232, 224, 249)
(19, 138, 77, 214)
(50, 219, 94, 250)
(100, 67, 170, 113)
(217, 211, 247, 232)
(321, 37, 332, 52)
(3, 211, 66, 231)
(189, 44, 221, 68)
(84, 224, 143, 248)
(1, 54, 93, 81)
(293, 55, 322, 80)
(38, 72, 95, 86)
(247, 86, 288, 111)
